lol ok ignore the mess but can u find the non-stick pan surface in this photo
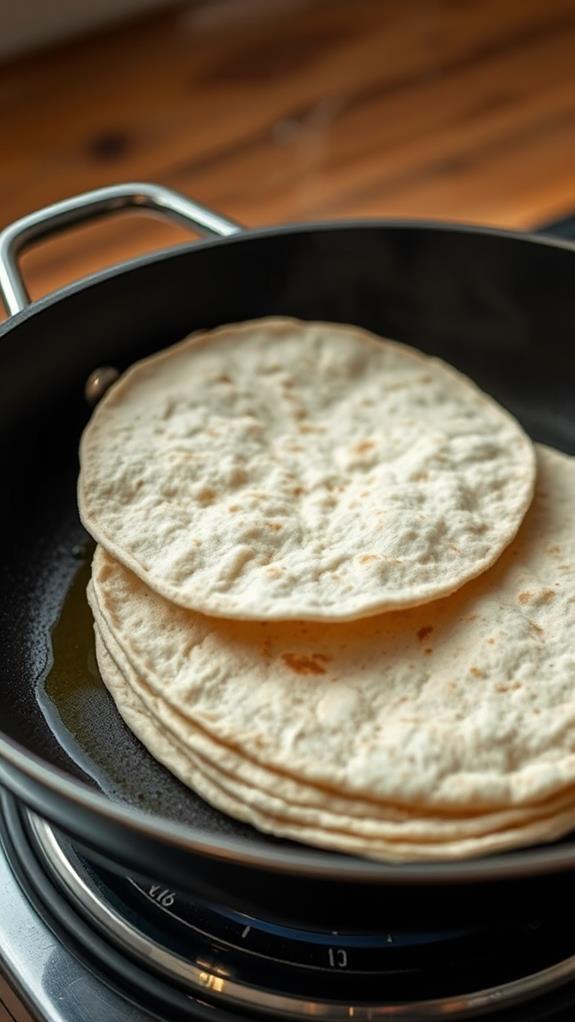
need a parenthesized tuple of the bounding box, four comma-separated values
(2, 184, 575, 925)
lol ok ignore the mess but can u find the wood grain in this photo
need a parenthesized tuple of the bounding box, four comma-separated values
(2, 0, 575, 313)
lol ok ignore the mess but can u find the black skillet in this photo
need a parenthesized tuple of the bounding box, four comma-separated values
(1, 181, 575, 932)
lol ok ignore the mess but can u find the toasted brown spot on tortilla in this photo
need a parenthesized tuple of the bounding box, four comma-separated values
(518, 592, 532, 604)
(229, 467, 247, 486)
(196, 487, 216, 504)
(282, 653, 326, 675)
(417, 625, 434, 641)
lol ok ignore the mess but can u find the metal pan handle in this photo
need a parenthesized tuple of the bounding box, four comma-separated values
(0, 182, 241, 317)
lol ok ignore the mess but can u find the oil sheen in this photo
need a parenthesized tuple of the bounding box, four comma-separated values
(39, 547, 133, 792)
(37, 545, 195, 818)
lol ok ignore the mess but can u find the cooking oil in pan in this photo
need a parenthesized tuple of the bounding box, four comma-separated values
(38, 546, 193, 817)
(39, 549, 129, 790)
(42, 548, 96, 725)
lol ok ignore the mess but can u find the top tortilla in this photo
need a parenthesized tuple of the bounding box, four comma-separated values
(79, 317, 535, 621)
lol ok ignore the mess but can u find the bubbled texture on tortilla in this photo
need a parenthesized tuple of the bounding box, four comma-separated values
(79, 318, 535, 621)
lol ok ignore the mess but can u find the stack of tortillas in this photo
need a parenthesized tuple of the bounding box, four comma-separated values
(78, 318, 575, 862)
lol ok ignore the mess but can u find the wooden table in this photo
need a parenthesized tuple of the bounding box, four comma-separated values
(2, 0, 575, 313)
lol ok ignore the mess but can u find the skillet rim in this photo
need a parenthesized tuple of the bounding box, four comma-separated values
(1, 216, 575, 884)
(1, 215, 574, 338)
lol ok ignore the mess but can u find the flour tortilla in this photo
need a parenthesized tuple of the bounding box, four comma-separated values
(92, 604, 575, 843)
(79, 318, 535, 621)
(93, 627, 575, 862)
(90, 446, 575, 811)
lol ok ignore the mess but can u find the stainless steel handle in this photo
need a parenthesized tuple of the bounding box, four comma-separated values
(0, 182, 241, 316)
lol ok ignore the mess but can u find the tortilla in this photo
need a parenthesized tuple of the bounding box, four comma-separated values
(93, 626, 575, 862)
(89, 445, 575, 812)
(92, 604, 575, 843)
(79, 317, 534, 621)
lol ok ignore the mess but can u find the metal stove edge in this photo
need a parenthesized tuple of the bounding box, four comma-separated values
(0, 827, 157, 1022)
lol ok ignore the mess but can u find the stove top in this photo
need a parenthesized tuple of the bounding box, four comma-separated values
(2, 790, 575, 1022)
(0, 822, 155, 1022)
